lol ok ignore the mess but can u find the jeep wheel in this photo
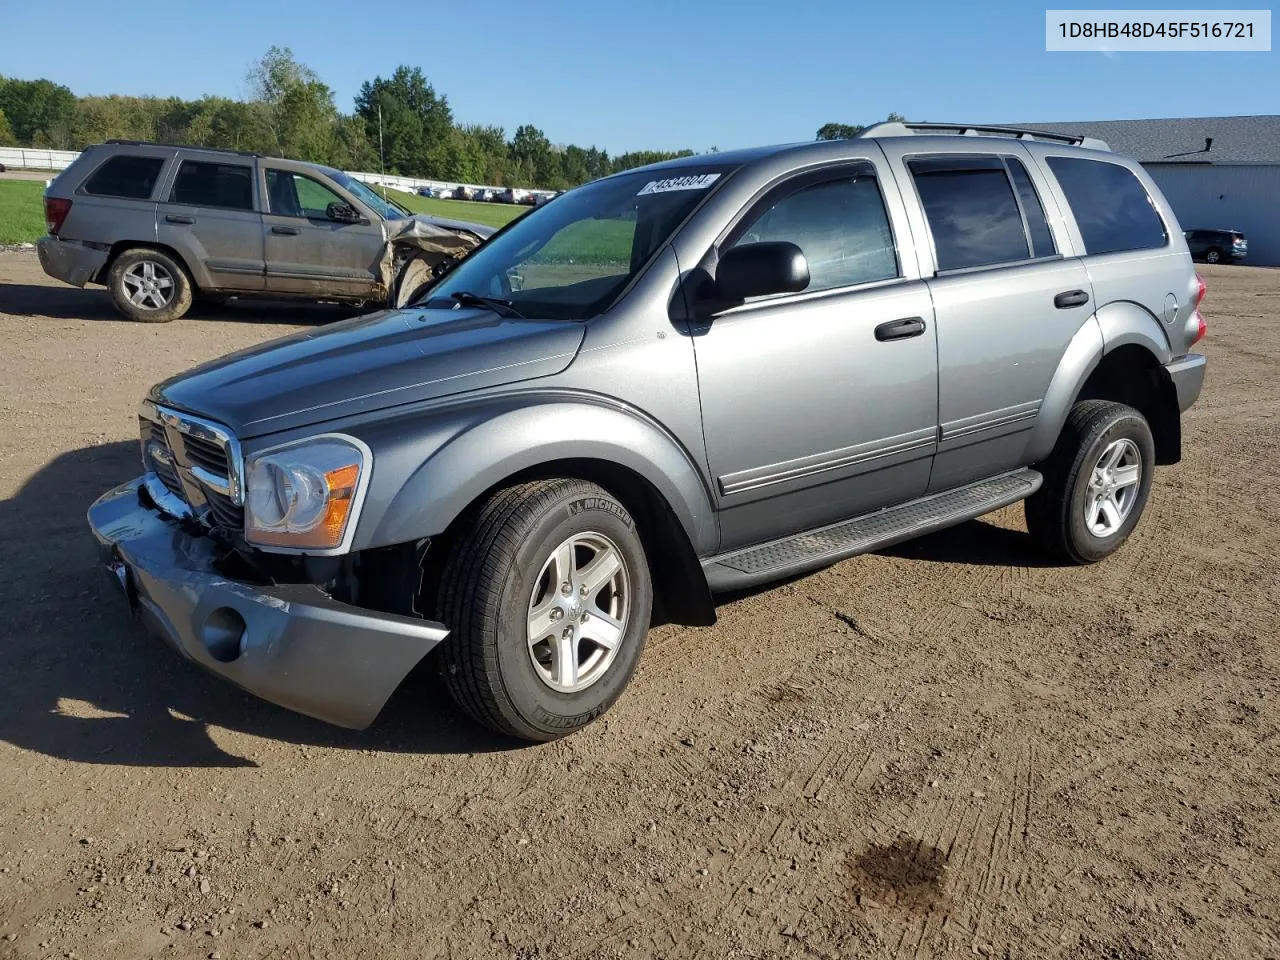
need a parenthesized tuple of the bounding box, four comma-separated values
(1025, 400, 1155, 564)
(1204, 248, 1222, 264)
(436, 479, 653, 741)
(108, 248, 193, 322)
(393, 253, 433, 308)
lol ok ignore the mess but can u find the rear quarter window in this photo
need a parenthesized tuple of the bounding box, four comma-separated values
(1046, 157, 1167, 255)
(82, 155, 166, 200)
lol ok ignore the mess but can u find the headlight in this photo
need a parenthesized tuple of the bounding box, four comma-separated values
(243, 436, 370, 552)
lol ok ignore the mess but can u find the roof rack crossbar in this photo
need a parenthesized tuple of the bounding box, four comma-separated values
(856, 122, 1111, 152)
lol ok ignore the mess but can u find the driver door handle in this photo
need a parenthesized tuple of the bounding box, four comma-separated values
(874, 317, 927, 342)
(272, 225, 300, 236)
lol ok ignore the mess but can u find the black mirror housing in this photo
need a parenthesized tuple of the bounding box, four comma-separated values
(715, 242, 810, 301)
(327, 201, 360, 224)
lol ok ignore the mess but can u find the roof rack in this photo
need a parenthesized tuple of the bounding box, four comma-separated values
(857, 122, 1111, 152)
(104, 139, 262, 158)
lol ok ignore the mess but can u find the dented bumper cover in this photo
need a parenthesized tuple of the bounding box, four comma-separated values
(88, 477, 449, 730)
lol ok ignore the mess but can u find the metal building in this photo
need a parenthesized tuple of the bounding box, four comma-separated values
(1016, 116, 1280, 266)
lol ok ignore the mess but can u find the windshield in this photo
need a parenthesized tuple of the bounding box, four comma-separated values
(425, 166, 734, 320)
(331, 171, 410, 220)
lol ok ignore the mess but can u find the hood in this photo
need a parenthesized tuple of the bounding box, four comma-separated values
(152, 306, 585, 438)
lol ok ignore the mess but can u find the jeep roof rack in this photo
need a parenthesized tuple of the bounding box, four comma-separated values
(857, 122, 1111, 152)
(104, 139, 263, 159)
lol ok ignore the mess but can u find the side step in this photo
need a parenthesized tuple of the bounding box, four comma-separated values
(702, 468, 1042, 593)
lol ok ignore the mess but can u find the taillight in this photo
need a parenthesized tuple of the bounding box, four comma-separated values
(44, 196, 72, 236)
(1194, 273, 1207, 306)
(1191, 312, 1207, 346)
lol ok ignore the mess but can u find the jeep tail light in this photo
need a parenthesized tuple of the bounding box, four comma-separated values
(44, 196, 72, 236)
(1191, 311, 1207, 346)
(1194, 273, 1206, 306)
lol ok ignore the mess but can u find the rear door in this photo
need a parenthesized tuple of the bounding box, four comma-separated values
(259, 162, 384, 298)
(156, 156, 265, 292)
(878, 141, 1095, 490)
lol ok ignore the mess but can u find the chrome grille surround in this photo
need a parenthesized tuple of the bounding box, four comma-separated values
(138, 400, 244, 530)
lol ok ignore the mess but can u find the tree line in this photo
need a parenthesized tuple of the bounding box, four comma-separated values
(0, 47, 696, 190)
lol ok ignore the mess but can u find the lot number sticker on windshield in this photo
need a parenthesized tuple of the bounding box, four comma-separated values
(636, 174, 721, 195)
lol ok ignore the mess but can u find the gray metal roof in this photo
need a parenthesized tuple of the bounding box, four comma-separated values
(1006, 116, 1280, 164)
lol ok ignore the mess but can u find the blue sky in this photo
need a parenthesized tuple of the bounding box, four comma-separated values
(1, 0, 1274, 153)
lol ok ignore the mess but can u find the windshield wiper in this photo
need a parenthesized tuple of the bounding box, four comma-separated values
(451, 291, 525, 319)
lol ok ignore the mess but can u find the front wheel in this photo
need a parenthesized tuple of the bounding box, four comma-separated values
(435, 479, 653, 741)
(1204, 248, 1222, 264)
(1025, 400, 1155, 564)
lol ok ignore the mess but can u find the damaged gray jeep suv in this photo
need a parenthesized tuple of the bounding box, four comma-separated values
(89, 122, 1208, 741)
(38, 140, 491, 321)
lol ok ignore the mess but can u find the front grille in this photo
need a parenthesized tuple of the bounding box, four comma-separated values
(139, 406, 244, 532)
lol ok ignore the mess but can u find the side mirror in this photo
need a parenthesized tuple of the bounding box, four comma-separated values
(326, 201, 360, 224)
(715, 242, 810, 301)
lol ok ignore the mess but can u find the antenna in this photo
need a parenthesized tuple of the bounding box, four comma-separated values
(377, 102, 389, 201)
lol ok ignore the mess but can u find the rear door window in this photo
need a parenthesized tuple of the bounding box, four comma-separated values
(1045, 157, 1167, 255)
(909, 156, 1029, 271)
(169, 161, 255, 211)
(82, 155, 166, 200)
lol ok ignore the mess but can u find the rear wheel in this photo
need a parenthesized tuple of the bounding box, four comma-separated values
(108, 248, 192, 322)
(435, 479, 653, 741)
(1025, 400, 1155, 564)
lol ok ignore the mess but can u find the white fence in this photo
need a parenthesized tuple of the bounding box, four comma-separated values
(0, 144, 555, 201)
(0, 147, 80, 171)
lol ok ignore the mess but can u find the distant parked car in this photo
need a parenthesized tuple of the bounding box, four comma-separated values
(36, 140, 494, 321)
(473, 188, 494, 202)
(1185, 228, 1247, 264)
(417, 186, 436, 197)
(452, 185, 474, 201)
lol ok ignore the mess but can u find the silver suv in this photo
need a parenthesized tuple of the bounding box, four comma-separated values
(37, 141, 493, 321)
(88, 122, 1207, 740)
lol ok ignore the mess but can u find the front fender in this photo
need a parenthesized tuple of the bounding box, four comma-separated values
(349, 393, 718, 555)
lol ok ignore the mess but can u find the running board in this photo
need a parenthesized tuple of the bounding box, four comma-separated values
(702, 469, 1042, 593)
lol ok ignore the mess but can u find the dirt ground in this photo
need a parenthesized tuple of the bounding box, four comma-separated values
(0, 252, 1276, 960)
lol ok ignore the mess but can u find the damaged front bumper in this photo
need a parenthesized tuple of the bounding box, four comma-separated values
(87, 477, 449, 730)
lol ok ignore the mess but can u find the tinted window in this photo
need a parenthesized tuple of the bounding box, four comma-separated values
(730, 168, 898, 292)
(82, 155, 165, 199)
(910, 157, 1029, 271)
(265, 169, 347, 219)
(170, 161, 254, 210)
(1046, 157, 1167, 255)
(1006, 158, 1057, 258)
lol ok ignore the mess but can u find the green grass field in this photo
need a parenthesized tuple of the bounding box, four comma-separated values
(379, 187, 527, 229)
(0, 180, 48, 245)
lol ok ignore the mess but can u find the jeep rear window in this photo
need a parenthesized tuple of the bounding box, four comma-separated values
(82, 155, 166, 200)
(1046, 157, 1167, 255)
(909, 156, 1030, 271)
(426, 165, 735, 320)
(169, 161, 254, 211)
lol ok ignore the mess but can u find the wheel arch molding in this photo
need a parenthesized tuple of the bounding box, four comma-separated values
(349, 393, 719, 558)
